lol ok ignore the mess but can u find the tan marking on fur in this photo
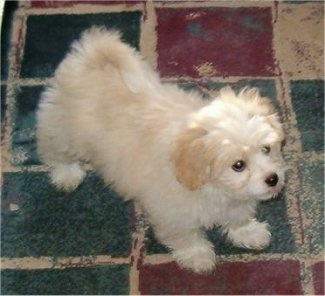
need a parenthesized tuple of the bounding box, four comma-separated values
(242, 145, 251, 152)
(171, 127, 213, 191)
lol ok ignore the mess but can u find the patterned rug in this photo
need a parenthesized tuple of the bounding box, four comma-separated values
(1, 0, 324, 294)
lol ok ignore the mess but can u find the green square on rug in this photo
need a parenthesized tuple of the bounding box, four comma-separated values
(20, 11, 142, 78)
(1, 172, 134, 258)
(1, 264, 130, 295)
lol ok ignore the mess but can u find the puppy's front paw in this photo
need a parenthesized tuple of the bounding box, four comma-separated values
(227, 219, 271, 250)
(172, 242, 216, 273)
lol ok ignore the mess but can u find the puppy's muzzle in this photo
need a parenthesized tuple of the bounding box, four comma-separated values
(265, 173, 279, 187)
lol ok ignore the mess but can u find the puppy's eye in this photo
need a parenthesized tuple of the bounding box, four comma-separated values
(261, 146, 271, 154)
(232, 160, 246, 172)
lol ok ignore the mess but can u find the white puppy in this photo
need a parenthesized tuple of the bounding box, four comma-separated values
(37, 27, 285, 273)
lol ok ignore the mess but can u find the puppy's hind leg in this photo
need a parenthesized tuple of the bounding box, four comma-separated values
(37, 94, 86, 192)
(38, 128, 86, 192)
(50, 163, 86, 192)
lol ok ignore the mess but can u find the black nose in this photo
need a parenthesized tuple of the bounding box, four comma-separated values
(265, 173, 279, 187)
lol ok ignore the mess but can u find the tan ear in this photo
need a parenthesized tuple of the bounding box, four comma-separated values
(171, 127, 212, 191)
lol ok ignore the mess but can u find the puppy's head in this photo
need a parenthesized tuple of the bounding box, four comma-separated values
(171, 86, 285, 200)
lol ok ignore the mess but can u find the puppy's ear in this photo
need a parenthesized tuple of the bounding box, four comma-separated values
(219, 85, 237, 98)
(243, 88, 285, 141)
(239, 87, 277, 116)
(171, 127, 213, 191)
(267, 114, 285, 142)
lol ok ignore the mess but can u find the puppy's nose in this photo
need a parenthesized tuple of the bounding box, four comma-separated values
(265, 173, 278, 187)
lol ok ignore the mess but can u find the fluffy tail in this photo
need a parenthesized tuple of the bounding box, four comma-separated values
(61, 27, 160, 94)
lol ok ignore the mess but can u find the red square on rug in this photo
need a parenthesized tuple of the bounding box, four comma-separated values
(30, 1, 142, 8)
(312, 261, 324, 295)
(139, 260, 302, 295)
(156, 7, 275, 78)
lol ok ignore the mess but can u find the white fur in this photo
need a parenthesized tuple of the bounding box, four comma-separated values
(36, 27, 286, 273)
(50, 163, 86, 192)
(226, 219, 271, 249)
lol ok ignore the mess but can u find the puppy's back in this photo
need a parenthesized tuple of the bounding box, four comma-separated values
(55, 27, 160, 95)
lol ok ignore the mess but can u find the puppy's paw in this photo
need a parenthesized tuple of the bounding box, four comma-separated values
(173, 242, 216, 273)
(50, 163, 86, 192)
(227, 219, 271, 250)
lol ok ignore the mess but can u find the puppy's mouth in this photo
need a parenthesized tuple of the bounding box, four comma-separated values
(229, 187, 283, 201)
(257, 185, 284, 201)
